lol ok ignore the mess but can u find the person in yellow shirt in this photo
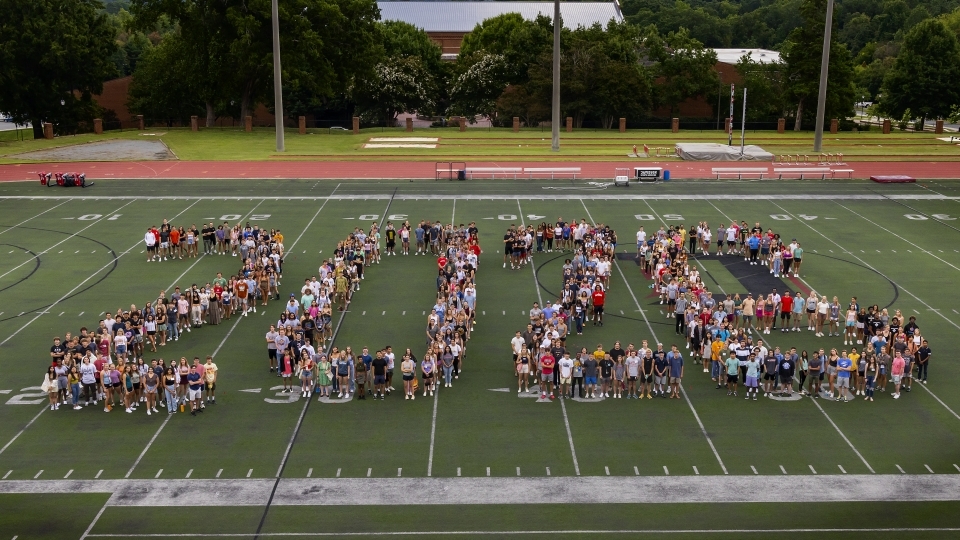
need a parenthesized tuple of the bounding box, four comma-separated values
(849, 347, 862, 396)
(710, 336, 725, 382)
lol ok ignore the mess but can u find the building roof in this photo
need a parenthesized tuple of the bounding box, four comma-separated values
(377, 1, 623, 33)
(713, 48, 781, 65)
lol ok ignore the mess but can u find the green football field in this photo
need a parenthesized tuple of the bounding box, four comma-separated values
(2, 178, 960, 539)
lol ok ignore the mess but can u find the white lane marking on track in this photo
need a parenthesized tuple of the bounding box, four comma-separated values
(519, 199, 580, 476)
(603, 198, 727, 475)
(771, 200, 960, 424)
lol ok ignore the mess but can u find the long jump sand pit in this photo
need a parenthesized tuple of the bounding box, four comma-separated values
(364, 137, 438, 149)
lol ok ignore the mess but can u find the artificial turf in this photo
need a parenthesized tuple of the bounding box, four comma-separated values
(1, 178, 960, 538)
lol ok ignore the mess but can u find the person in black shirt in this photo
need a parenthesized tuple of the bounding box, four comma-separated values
(50, 338, 65, 366)
(917, 340, 932, 383)
(599, 355, 614, 398)
(372, 352, 388, 399)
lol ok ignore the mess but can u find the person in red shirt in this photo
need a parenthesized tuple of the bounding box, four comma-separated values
(779, 292, 794, 333)
(539, 353, 556, 400)
(437, 255, 448, 269)
(591, 286, 606, 326)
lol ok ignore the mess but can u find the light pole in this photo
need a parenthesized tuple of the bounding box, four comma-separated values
(812, 0, 835, 152)
(271, 0, 285, 152)
(550, 0, 560, 152)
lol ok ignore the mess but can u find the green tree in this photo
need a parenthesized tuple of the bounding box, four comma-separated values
(449, 51, 512, 123)
(459, 13, 553, 85)
(0, 0, 117, 138)
(735, 56, 790, 120)
(881, 18, 960, 123)
(782, 0, 856, 130)
(645, 27, 719, 116)
(128, 34, 205, 125)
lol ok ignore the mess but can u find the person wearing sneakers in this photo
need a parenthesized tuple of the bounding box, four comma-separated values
(624, 351, 641, 399)
(187, 365, 203, 415)
(145, 227, 158, 262)
(791, 291, 804, 331)
(779, 291, 793, 333)
(724, 352, 739, 397)
(539, 351, 556, 400)
(891, 351, 906, 399)
(372, 351, 388, 400)
(667, 345, 684, 399)
(558, 352, 574, 399)
(204, 356, 218, 403)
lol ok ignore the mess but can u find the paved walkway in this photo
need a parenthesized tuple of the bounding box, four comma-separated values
(0, 160, 958, 181)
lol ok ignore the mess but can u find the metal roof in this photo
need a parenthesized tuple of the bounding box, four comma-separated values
(713, 48, 782, 65)
(377, 1, 623, 33)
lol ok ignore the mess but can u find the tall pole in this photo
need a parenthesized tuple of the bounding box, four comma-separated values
(271, 0, 285, 152)
(740, 87, 747, 156)
(813, 0, 835, 153)
(727, 84, 735, 146)
(551, 0, 560, 152)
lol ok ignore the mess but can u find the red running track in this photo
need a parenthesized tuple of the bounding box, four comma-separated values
(0, 160, 957, 181)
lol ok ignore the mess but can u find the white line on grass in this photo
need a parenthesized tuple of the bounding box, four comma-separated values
(594, 199, 728, 475)
(770, 200, 960, 423)
(0, 200, 134, 283)
(0, 199, 69, 237)
(518, 199, 580, 476)
(0, 406, 47, 457)
(81, 528, 960, 537)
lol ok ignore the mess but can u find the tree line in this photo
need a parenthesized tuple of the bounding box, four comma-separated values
(0, 0, 958, 138)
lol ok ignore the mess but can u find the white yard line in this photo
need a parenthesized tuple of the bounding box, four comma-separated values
(0, 200, 134, 282)
(0, 199, 69, 237)
(518, 199, 581, 476)
(770, 200, 960, 423)
(612, 199, 728, 474)
(3, 193, 960, 201)
(82, 528, 960, 537)
(701, 200, 876, 473)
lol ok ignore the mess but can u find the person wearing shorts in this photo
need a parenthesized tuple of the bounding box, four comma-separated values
(667, 345, 683, 399)
(743, 354, 760, 400)
(891, 352, 906, 399)
(724, 353, 739, 397)
(372, 352, 388, 399)
(187, 366, 204, 415)
(582, 354, 599, 399)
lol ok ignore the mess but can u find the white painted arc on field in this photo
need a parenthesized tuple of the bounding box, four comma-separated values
(519, 199, 581, 477)
(607, 198, 728, 475)
(770, 200, 960, 423)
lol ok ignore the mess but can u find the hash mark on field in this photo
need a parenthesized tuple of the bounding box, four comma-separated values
(482, 311, 485, 315)
(620, 310, 624, 315)
(186, 469, 193, 478)
(604, 466, 610, 476)
(64, 469, 73, 479)
(78, 312, 84, 316)
(896, 464, 906, 474)
(402, 311, 405, 315)
(486, 467, 491, 477)
(2, 470, 10, 479)
(246, 469, 253, 478)
(306, 468, 312, 478)
(516, 467, 521, 476)
(546, 467, 551, 476)
(397, 468, 402, 477)
(634, 466, 640, 476)
(362, 311, 366, 316)
(95, 470, 103, 479)
(33, 470, 43, 479)
(74, 250, 79, 254)
(502, 310, 506, 315)
(457, 468, 461, 477)
(336, 468, 341, 478)
(663, 466, 670, 476)
(216, 469, 222, 478)
(780, 465, 788, 475)
(839, 465, 847, 474)
(155, 469, 163, 479)
(58, 250, 62, 254)
(366, 468, 372, 478)
(693, 466, 699, 475)
(59, 312, 64, 316)
(809, 465, 817, 475)
(925, 464, 935, 474)
(382, 311, 385, 316)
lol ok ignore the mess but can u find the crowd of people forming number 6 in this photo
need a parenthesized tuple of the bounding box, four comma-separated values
(507, 218, 934, 405)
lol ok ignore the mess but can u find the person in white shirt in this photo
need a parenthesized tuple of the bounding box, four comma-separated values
(144, 229, 157, 262)
(558, 353, 574, 398)
(636, 227, 647, 258)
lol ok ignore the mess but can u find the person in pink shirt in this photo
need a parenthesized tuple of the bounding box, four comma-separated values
(891, 352, 906, 399)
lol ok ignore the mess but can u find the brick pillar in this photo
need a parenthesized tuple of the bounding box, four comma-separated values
(777, 118, 785, 134)
(352, 116, 360, 134)
(512, 117, 520, 132)
(459, 117, 466, 132)
(298, 116, 306, 135)
(244, 115, 252, 132)
(725, 118, 731, 133)
(935, 120, 944, 134)
(830, 118, 838, 134)
(137, 115, 144, 130)
(191, 116, 198, 131)
(565, 117, 572, 132)
(882, 119, 891, 134)
(405, 117, 413, 132)
(619, 118, 626, 133)
(671, 118, 679, 133)
(43, 123, 53, 139)
(93, 119, 103, 135)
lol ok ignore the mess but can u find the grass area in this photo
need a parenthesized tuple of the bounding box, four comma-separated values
(0, 126, 957, 163)
(2, 179, 960, 537)
(0, 493, 110, 539)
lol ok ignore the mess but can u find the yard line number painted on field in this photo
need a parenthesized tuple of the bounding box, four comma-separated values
(635, 214, 683, 220)
(769, 214, 819, 220)
(62, 214, 123, 221)
(904, 213, 956, 220)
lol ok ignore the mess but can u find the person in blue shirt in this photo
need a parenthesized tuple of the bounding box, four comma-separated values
(667, 345, 684, 399)
(747, 234, 761, 265)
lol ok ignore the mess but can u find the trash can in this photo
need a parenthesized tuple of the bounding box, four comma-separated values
(457, 169, 466, 181)
(663, 170, 671, 181)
